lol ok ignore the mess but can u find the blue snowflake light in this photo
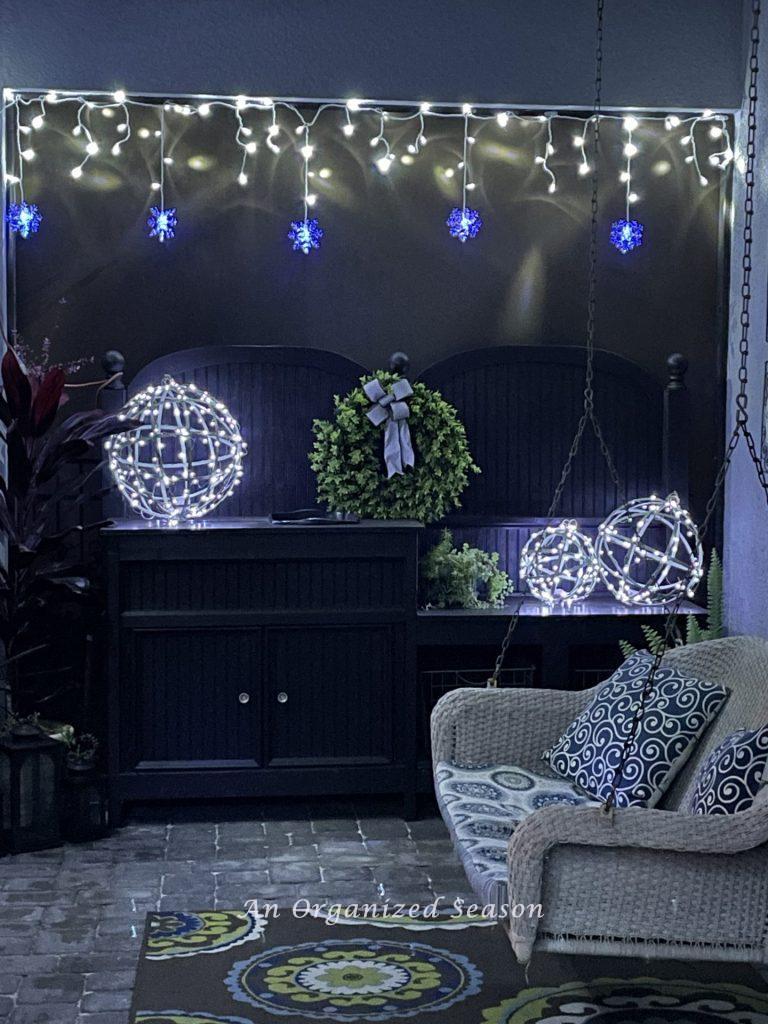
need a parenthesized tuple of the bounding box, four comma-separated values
(447, 206, 482, 243)
(610, 218, 644, 254)
(288, 218, 323, 254)
(147, 206, 177, 243)
(6, 201, 42, 239)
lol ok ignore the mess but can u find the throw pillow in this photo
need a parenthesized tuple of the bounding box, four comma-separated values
(689, 725, 768, 815)
(542, 650, 730, 808)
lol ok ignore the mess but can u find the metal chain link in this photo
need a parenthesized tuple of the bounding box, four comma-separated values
(604, 0, 765, 811)
(489, 0, 608, 687)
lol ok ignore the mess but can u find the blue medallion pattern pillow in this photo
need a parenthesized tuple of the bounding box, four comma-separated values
(542, 650, 730, 808)
(689, 725, 768, 815)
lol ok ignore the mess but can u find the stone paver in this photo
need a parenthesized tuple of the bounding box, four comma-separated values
(0, 799, 468, 1023)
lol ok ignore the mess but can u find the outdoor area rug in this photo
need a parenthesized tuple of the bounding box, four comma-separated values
(131, 907, 768, 1023)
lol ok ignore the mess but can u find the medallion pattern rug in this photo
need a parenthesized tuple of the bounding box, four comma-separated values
(131, 909, 768, 1023)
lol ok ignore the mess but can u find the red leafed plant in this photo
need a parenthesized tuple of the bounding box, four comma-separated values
(0, 341, 131, 714)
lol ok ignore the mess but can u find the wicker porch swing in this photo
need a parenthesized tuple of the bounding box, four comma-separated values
(432, 0, 768, 965)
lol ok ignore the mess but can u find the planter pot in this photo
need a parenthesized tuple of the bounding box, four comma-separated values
(62, 765, 110, 842)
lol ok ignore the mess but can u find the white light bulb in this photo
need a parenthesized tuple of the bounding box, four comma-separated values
(295, 123, 305, 135)
(462, 103, 473, 115)
(235, 95, 247, 109)
(245, 140, 257, 153)
(151, 180, 161, 189)
(86, 141, 99, 155)
(444, 168, 454, 178)
(534, 155, 545, 164)
(20, 148, 35, 161)
(111, 143, 121, 155)
(117, 122, 128, 132)
(628, 191, 639, 203)
(419, 101, 432, 113)
(466, 182, 476, 191)
(19, 125, 31, 135)
(241, 126, 252, 136)
(572, 134, 584, 147)
(708, 153, 720, 166)
(699, 175, 708, 186)
(407, 144, 416, 154)
(306, 193, 317, 206)
(578, 163, 591, 175)
(709, 125, 723, 139)
(684, 154, 694, 163)
(375, 156, 391, 174)
(45, 91, 58, 104)
(702, 108, 714, 118)
(31, 114, 44, 130)
(342, 123, 355, 137)
(113, 89, 126, 103)
(318, 167, 331, 179)
(548, 181, 557, 193)
(346, 98, 363, 112)
(619, 170, 630, 182)
(681, 135, 691, 145)
(496, 112, 509, 127)
(72, 125, 82, 136)
(102, 107, 115, 118)
(667, 115, 681, 128)
(138, 127, 150, 139)
(623, 142, 638, 157)
(237, 172, 248, 185)
(300, 144, 314, 159)
(623, 115, 639, 131)
(198, 103, 211, 117)
(4, 173, 20, 184)
(163, 156, 173, 164)
(71, 166, 83, 179)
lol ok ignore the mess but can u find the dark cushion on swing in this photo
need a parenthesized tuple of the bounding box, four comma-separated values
(688, 724, 768, 815)
(542, 650, 730, 808)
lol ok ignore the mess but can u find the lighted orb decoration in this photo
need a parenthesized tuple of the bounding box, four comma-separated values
(595, 491, 703, 606)
(105, 376, 246, 526)
(446, 206, 482, 243)
(520, 519, 600, 607)
(610, 217, 644, 254)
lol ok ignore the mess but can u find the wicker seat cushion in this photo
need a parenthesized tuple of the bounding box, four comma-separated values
(542, 650, 730, 808)
(688, 725, 768, 815)
(435, 761, 600, 905)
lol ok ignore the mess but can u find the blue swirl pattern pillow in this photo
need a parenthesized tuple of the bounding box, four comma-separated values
(542, 651, 730, 808)
(689, 726, 768, 815)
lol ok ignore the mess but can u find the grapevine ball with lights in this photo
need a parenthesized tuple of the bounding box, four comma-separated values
(520, 519, 600, 607)
(106, 376, 246, 526)
(595, 491, 703, 605)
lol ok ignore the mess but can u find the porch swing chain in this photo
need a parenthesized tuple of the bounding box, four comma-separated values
(603, 0, 767, 814)
(547, 0, 623, 522)
(488, 0, 616, 689)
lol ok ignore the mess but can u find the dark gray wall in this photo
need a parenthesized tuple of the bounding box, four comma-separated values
(0, 1, 745, 111)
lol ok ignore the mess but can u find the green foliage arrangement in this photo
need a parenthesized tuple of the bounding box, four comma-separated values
(419, 529, 513, 609)
(619, 548, 724, 659)
(310, 372, 479, 523)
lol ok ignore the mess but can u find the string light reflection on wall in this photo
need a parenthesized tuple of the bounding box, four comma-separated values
(3, 89, 734, 253)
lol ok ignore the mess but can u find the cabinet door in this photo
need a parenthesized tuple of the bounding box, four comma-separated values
(264, 625, 400, 767)
(120, 628, 261, 771)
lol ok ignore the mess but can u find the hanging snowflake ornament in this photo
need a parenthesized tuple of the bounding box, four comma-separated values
(520, 519, 600, 607)
(6, 201, 42, 239)
(288, 217, 323, 254)
(595, 491, 703, 606)
(610, 218, 644, 253)
(105, 376, 246, 527)
(147, 206, 177, 243)
(447, 206, 482, 243)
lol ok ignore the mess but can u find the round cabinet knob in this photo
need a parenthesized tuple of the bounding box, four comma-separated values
(238, 692, 250, 704)
(277, 691, 288, 704)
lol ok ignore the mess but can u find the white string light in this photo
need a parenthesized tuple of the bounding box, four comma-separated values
(621, 115, 640, 212)
(445, 108, 482, 242)
(534, 114, 557, 194)
(146, 106, 177, 242)
(2, 88, 735, 250)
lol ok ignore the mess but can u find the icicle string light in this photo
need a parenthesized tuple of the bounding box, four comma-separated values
(3, 89, 734, 248)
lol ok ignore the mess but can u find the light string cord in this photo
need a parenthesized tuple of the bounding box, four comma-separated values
(71, 102, 98, 178)
(603, 0, 768, 814)
(461, 112, 470, 210)
(159, 105, 165, 211)
(487, 0, 612, 690)
(302, 123, 312, 220)
(537, 114, 557, 193)
(622, 117, 637, 219)
(13, 98, 24, 201)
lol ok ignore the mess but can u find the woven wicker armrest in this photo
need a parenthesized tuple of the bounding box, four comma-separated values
(430, 686, 591, 772)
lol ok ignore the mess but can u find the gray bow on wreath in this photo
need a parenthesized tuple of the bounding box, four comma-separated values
(363, 377, 415, 478)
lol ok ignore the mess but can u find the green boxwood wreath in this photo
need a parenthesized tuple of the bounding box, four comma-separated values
(310, 372, 480, 522)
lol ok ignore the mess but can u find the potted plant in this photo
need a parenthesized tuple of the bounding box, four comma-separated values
(0, 339, 132, 722)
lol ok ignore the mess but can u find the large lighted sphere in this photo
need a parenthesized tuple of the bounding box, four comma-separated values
(106, 376, 246, 526)
(520, 519, 599, 607)
(595, 491, 703, 606)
